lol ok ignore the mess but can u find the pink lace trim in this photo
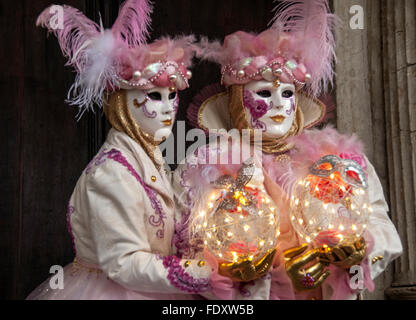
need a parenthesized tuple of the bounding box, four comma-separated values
(162, 255, 210, 293)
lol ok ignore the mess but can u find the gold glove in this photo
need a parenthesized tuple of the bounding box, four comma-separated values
(218, 248, 277, 282)
(319, 237, 366, 269)
(284, 244, 330, 292)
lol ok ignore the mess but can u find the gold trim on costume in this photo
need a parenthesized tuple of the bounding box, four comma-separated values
(198, 91, 229, 132)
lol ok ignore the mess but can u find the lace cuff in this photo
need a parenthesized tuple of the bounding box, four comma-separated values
(162, 256, 211, 293)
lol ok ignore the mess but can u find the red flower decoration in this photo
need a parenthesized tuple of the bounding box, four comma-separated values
(306, 172, 352, 204)
(314, 230, 342, 247)
(227, 241, 258, 256)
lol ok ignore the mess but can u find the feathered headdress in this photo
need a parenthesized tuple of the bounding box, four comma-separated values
(37, 0, 196, 117)
(199, 0, 337, 97)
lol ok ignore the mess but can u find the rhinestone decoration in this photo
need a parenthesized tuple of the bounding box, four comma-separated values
(285, 60, 298, 70)
(302, 273, 315, 288)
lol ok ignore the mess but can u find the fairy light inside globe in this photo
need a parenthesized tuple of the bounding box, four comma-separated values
(289, 155, 371, 248)
(197, 187, 280, 263)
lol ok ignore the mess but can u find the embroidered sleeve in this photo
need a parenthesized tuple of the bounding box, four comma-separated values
(85, 153, 211, 294)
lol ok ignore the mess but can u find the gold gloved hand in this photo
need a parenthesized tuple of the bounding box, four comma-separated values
(319, 237, 367, 269)
(284, 244, 330, 292)
(218, 248, 277, 282)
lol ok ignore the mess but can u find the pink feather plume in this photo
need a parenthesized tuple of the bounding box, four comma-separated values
(36, 5, 101, 72)
(36, 1, 154, 117)
(270, 0, 338, 96)
(111, 0, 153, 48)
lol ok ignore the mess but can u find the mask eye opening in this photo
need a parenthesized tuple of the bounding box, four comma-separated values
(282, 90, 294, 98)
(168, 91, 177, 100)
(147, 92, 162, 101)
(256, 90, 271, 98)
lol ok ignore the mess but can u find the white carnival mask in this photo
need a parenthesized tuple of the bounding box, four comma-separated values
(243, 80, 296, 139)
(126, 87, 179, 141)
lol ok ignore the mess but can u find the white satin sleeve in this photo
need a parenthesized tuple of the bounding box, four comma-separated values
(363, 157, 403, 280)
(85, 160, 211, 294)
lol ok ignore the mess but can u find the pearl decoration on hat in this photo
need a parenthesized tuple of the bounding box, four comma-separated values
(133, 70, 142, 80)
(116, 61, 190, 90)
(237, 70, 246, 78)
(221, 59, 308, 89)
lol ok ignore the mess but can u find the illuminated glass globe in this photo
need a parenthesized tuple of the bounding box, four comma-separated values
(289, 155, 371, 248)
(194, 185, 280, 263)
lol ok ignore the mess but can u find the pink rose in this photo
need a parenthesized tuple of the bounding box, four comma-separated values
(339, 152, 367, 171)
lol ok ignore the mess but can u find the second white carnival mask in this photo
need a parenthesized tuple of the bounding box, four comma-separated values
(243, 80, 296, 139)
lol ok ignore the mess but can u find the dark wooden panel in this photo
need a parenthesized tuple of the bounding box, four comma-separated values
(15, 0, 121, 300)
(0, 0, 97, 300)
(0, 0, 25, 300)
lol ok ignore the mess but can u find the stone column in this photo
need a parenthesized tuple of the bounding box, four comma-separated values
(381, 0, 416, 299)
(333, 0, 416, 299)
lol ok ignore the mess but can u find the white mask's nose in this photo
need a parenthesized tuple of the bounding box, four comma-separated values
(161, 100, 175, 114)
(271, 91, 284, 107)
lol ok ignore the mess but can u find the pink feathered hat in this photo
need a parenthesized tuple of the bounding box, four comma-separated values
(199, 0, 337, 97)
(37, 0, 197, 116)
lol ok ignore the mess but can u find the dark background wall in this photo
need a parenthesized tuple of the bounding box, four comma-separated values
(0, 0, 278, 300)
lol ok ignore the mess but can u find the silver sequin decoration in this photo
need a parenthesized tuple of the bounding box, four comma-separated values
(211, 158, 259, 215)
(309, 155, 368, 189)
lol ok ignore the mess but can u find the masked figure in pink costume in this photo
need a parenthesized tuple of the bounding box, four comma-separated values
(27, 0, 220, 300)
(173, 0, 402, 299)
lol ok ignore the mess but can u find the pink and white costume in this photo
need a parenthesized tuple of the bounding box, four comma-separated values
(173, 0, 402, 300)
(28, 0, 215, 300)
